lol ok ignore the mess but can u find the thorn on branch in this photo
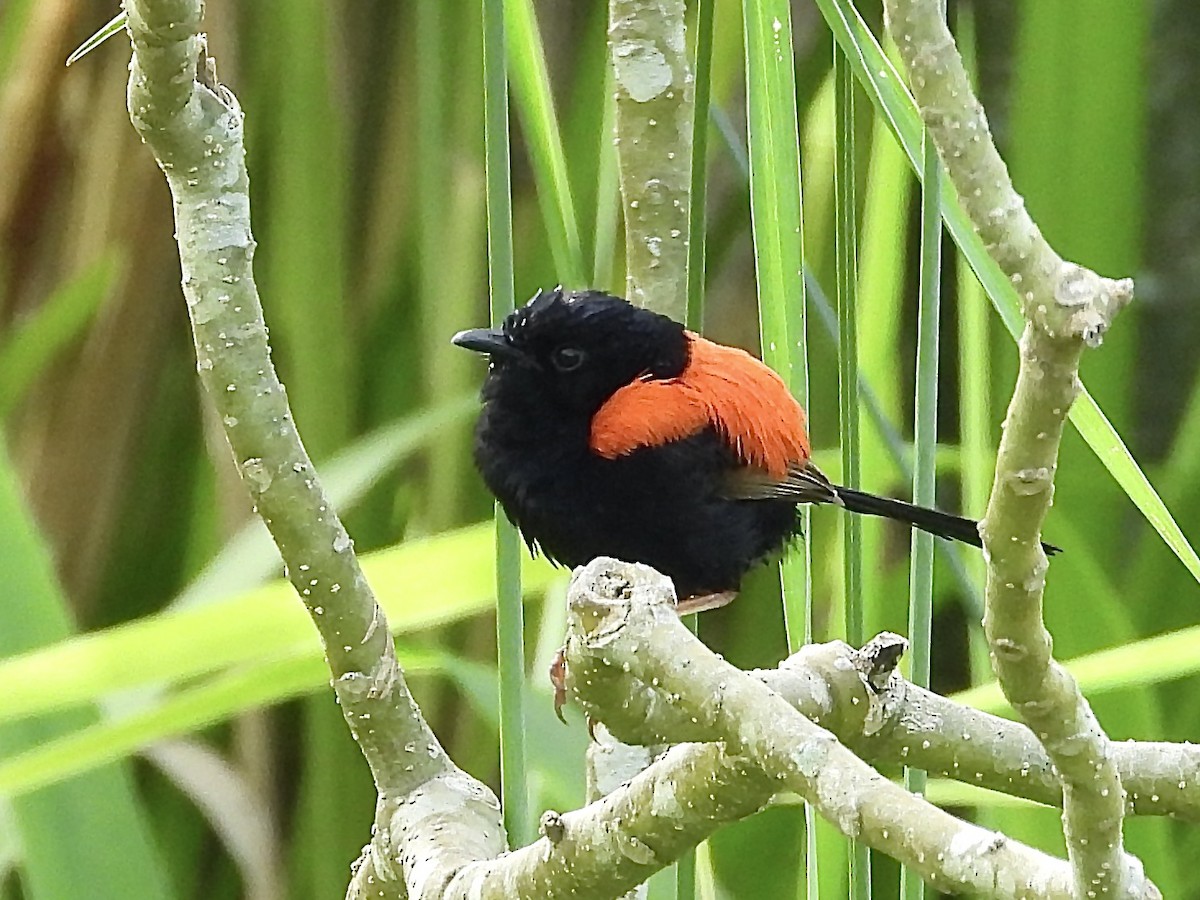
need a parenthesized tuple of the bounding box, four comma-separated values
(1052, 264, 1135, 348)
(539, 810, 566, 844)
(196, 34, 219, 91)
(857, 632, 909, 693)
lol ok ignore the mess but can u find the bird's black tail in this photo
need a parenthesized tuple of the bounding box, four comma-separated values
(834, 486, 1061, 556)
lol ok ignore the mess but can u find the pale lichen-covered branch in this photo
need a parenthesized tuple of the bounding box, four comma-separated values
(122, 5, 503, 899)
(882, 0, 1143, 895)
(609, 0, 693, 320)
(563, 558, 1149, 900)
(363, 556, 1184, 899)
(597, 5, 697, 893)
(570, 609, 1200, 821)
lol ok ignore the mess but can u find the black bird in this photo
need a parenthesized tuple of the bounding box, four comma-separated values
(453, 288, 1057, 611)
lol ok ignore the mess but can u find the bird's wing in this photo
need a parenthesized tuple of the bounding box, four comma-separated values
(589, 376, 713, 456)
(589, 334, 811, 478)
(721, 460, 842, 505)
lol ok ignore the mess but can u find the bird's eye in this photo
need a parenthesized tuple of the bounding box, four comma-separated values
(551, 346, 586, 372)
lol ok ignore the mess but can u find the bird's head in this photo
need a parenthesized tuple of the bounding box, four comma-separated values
(452, 288, 688, 416)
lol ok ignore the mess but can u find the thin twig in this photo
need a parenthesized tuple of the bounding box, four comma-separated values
(121, 5, 505, 897)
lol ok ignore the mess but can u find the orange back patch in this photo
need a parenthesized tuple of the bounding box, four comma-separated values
(589, 334, 810, 478)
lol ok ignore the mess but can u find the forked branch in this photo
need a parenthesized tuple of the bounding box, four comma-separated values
(883, 0, 1144, 895)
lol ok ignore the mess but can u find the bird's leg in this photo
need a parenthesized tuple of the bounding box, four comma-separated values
(675, 590, 738, 615)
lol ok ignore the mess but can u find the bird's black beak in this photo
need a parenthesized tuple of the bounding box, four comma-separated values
(451, 327, 525, 362)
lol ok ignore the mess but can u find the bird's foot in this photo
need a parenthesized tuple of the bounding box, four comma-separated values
(550, 646, 568, 724)
(675, 590, 738, 615)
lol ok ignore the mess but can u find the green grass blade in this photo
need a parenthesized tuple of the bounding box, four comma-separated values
(954, 2, 993, 684)
(0, 442, 174, 899)
(742, 0, 810, 650)
(1068, 393, 1200, 581)
(173, 396, 477, 609)
(0, 0, 36, 83)
(813, 0, 1200, 587)
(801, 74, 838, 279)
(494, 504, 529, 842)
(960, 257, 995, 685)
(834, 43, 870, 900)
(256, 0, 351, 457)
(680, 11, 713, 897)
(65, 11, 127, 67)
(743, 3, 812, 896)
(484, 0, 530, 848)
(0, 253, 122, 418)
(1008, 1, 1143, 421)
(505, 0, 586, 286)
(1161, 374, 1200, 505)
(0, 646, 446, 799)
(902, 129, 942, 900)
(592, 70, 621, 289)
(0, 524, 559, 725)
(856, 118, 909, 456)
(686, 0, 716, 330)
(415, 1, 483, 530)
(833, 55, 863, 652)
(953, 618, 1200, 715)
(855, 108, 911, 639)
(675, 851, 696, 900)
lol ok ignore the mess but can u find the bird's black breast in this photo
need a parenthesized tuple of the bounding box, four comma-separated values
(473, 395, 798, 597)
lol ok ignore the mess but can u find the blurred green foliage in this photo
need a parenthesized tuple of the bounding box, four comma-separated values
(1, 1, 1198, 898)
